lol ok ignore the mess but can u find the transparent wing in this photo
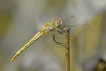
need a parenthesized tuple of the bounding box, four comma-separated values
(40, 31, 65, 49)
(61, 16, 91, 36)
(41, 30, 77, 49)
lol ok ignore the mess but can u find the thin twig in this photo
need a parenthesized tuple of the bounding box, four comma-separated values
(65, 25, 70, 71)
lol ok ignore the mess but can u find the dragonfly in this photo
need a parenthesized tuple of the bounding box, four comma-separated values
(11, 16, 89, 62)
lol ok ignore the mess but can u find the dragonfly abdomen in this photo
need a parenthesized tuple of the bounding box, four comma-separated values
(11, 31, 44, 62)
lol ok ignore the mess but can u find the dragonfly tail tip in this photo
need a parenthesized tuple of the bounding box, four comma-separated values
(11, 56, 16, 62)
(11, 58, 14, 62)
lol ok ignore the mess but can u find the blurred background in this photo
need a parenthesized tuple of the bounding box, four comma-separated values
(0, 0, 106, 71)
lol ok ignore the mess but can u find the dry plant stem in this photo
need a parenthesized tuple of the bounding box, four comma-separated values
(65, 25, 70, 71)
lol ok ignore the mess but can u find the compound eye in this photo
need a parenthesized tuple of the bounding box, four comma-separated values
(59, 19, 62, 24)
(60, 20, 62, 24)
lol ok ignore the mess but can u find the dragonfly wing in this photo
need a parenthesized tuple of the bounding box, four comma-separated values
(41, 30, 77, 48)
(40, 31, 60, 49)
(61, 16, 91, 36)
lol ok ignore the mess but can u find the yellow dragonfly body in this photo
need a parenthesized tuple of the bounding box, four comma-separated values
(11, 19, 62, 62)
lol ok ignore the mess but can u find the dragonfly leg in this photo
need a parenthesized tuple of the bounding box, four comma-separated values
(53, 34, 66, 47)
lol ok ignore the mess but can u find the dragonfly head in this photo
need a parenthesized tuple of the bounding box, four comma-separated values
(54, 19, 62, 27)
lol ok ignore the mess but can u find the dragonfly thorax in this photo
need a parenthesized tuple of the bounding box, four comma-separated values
(54, 19, 62, 28)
